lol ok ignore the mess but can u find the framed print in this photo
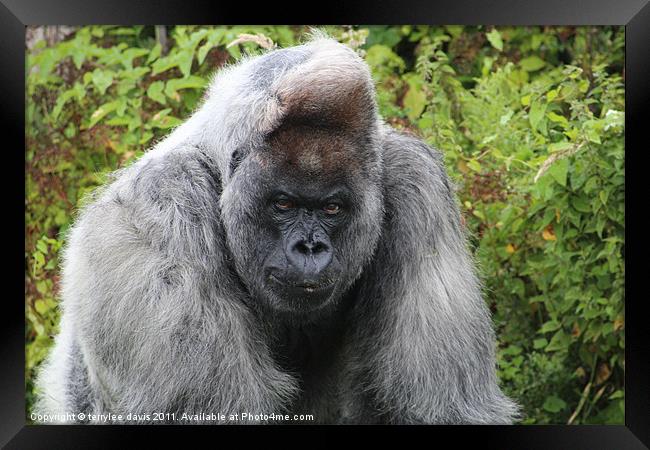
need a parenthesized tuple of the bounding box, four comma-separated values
(2, 0, 648, 448)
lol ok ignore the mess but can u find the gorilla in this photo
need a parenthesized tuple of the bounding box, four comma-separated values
(35, 36, 518, 424)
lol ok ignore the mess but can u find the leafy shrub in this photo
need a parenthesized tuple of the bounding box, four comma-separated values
(26, 25, 624, 424)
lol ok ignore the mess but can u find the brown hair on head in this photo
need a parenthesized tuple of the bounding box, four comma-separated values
(265, 122, 360, 179)
(270, 40, 377, 138)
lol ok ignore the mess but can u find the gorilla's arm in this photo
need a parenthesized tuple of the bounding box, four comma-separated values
(35, 146, 298, 422)
(348, 129, 519, 424)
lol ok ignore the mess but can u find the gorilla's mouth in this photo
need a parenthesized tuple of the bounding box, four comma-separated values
(268, 273, 336, 294)
(265, 272, 339, 313)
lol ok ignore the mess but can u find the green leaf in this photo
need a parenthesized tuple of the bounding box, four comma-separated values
(500, 109, 514, 125)
(599, 190, 608, 205)
(543, 395, 567, 413)
(604, 109, 624, 132)
(34, 299, 49, 315)
(547, 111, 569, 128)
(35, 280, 49, 294)
(197, 29, 226, 64)
(529, 100, 547, 132)
(609, 390, 624, 400)
(36, 240, 48, 253)
(139, 131, 154, 144)
(115, 97, 128, 117)
(105, 116, 131, 127)
(147, 81, 166, 105)
(502, 345, 523, 356)
(91, 69, 114, 95)
(151, 54, 182, 76)
(486, 29, 503, 51)
(540, 320, 561, 333)
(403, 76, 426, 121)
(149, 108, 183, 129)
(417, 116, 434, 130)
(87, 100, 120, 129)
(147, 43, 162, 64)
(365, 44, 405, 73)
(70, 47, 87, 70)
(467, 159, 482, 172)
(90, 27, 104, 37)
(120, 47, 149, 70)
(51, 91, 75, 121)
(548, 158, 569, 187)
(520, 56, 546, 72)
(546, 330, 571, 352)
(533, 338, 548, 349)
(583, 119, 604, 144)
(548, 141, 573, 153)
(571, 196, 592, 213)
(164, 76, 207, 99)
(564, 127, 579, 141)
(444, 25, 464, 38)
(33, 251, 45, 269)
(177, 52, 195, 78)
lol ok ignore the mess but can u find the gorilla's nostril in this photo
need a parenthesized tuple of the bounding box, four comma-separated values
(294, 241, 310, 255)
(311, 242, 328, 254)
(293, 240, 328, 255)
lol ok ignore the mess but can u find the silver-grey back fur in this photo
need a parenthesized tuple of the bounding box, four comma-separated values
(34, 36, 519, 424)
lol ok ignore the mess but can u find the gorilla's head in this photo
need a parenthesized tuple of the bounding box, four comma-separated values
(216, 39, 383, 318)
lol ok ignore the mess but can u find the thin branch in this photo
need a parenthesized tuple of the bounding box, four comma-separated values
(155, 26, 169, 55)
(226, 33, 275, 50)
(582, 385, 607, 420)
(534, 141, 586, 183)
(567, 381, 591, 425)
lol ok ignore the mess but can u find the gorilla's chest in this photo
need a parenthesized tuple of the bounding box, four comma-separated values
(270, 321, 352, 423)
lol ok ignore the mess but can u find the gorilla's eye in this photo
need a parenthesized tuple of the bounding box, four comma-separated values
(274, 198, 295, 210)
(323, 203, 341, 215)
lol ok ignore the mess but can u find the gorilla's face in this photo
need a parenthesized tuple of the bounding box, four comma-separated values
(221, 124, 383, 318)
(260, 180, 349, 312)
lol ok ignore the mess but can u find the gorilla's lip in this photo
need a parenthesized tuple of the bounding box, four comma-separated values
(268, 274, 335, 292)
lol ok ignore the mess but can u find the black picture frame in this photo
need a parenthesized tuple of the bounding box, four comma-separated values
(3, 1, 648, 448)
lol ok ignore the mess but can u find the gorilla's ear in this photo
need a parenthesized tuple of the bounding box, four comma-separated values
(228, 148, 245, 177)
(351, 131, 519, 424)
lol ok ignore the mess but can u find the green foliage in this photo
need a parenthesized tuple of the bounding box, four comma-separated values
(26, 25, 625, 424)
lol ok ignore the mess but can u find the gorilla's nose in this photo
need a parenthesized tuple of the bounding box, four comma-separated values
(293, 240, 329, 255)
(287, 237, 333, 278)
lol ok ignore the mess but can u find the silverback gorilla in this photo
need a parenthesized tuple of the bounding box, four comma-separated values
(35, 36, 518, 424)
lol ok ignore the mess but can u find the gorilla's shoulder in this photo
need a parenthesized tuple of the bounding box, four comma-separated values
(381, 129, 443, 164)
(129, 145, 221, 201)
(92, 145, 221, 211)
(380, 129, 451, 196)
(72, 145, 222, 246)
